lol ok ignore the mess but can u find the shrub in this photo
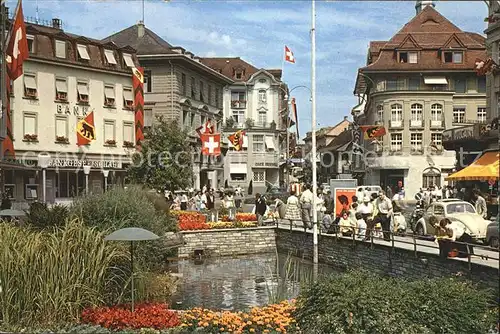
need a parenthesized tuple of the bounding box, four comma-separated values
(0, 219, 128, 328)
(25, 202, 70, 228)
(294, 270, 496, 334)
(69, 186, 177, 272)
(81, 303, 180, 330)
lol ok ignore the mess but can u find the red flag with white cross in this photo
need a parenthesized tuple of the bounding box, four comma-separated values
(201, 134, 221, 156)
(6, 0, 29, 80)
(284, 45, 295, 64)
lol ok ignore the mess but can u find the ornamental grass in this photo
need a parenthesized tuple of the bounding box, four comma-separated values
(180, 300, 297, 333)
(0, 219, 129, 328)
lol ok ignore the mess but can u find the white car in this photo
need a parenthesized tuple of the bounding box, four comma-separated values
(414, 200, 490, 242)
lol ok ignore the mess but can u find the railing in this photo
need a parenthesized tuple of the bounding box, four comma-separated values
(389, 120, 403, 128)
(275, 221, 500, 267)
(430, 119, 444, 128)
(409, 119, 424, 128)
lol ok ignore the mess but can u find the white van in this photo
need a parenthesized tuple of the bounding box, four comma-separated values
(356, 186, 382, 201)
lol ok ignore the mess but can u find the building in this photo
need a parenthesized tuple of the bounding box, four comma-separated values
(200, 57, 288, 194)
(353, 1, 487, 197)
(485, 0, 500, 122)
(2, 17, 140, 208)
(102, 22, 233, 190)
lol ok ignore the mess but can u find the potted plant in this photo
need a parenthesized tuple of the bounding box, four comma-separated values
(123, 140, 135, 148)
(105, 139, 117, 146)
(55, 136, 69, 143)
(225, 117, 235, 129)
(245, 118, 254, 129)
(23, 134, 38, 142)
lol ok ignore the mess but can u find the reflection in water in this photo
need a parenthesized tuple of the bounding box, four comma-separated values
(168, 253, 336, 311)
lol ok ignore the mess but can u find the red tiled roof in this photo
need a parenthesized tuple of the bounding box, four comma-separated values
(361, 6, 486, 72)
(200, 57, 259, 82)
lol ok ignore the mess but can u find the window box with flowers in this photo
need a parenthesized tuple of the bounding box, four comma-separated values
(124, 101, 134, 111)
(105, 139, 116, 146)
(123, 141, 135, 148)
(23, 134, 38, 142)
(55, 136, 69, 144)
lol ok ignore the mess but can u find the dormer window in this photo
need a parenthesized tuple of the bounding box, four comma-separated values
(26, 34, 34, 53)
(55, 40, 66, 58)
(443, 51, 463, 63)
(104, 49, 117, 65)
(233, 68, 244, 80)
(399, 51, 417, 63)
(123, 53, 135, 68)
(76, 44, 90, 61)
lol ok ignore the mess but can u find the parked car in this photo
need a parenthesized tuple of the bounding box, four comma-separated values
(356, 185, 382, 201)
(414, 200, 490, 242)
(486, 216, 499, 248)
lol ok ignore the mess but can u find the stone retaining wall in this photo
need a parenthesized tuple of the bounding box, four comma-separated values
(178, 227, 276, 258)
(276, 229, 500, 293)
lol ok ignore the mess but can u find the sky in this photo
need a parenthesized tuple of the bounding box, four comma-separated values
(13, 0, 487, 139)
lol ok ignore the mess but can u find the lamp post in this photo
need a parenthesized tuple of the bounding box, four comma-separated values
(103, 170, 110, 192)
(311, 0, 319, 270)
(83, 165, 91, 194)
(37, 154, 50, 203)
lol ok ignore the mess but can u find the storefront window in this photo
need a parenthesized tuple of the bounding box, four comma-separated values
(24, 172, 38, 200)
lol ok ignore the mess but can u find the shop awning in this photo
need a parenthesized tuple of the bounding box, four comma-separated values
(445, 151, 499, 181)
(423, 77, 448, 85)
(229, 164, 247, 174)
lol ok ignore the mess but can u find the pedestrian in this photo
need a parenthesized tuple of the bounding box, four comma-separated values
(274, 196, 286, 219)
(324, 191, 334, 214)
(316, 190, 326, 224)
(435, 217, 455, 259)
(200, 191, 207, 210)
(373, 190, 393, 241)
(225, 191, 236, 220)
(206, 189, 217, 222)
(284, 191, 301, 230)
(300, 184, 314, 230)
(338, 210, 355, 237)
(473, 189, 488, 219)
(255, 193, 267, 226)
(356, 212, 367, 239)
(180, 191, 188, 211)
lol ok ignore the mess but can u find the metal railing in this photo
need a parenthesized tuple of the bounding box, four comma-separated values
(274, 220, 500, 268)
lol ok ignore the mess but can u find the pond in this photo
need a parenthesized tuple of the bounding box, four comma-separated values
(168, 252, 338, 311)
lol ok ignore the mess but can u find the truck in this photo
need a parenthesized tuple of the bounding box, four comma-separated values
(329, 179, 358, 198)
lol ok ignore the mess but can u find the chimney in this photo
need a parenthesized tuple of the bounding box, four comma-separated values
(52, 18, 61, 29)
(344, 116, 349, 121)
(415, 0, 435, 15)
(137, 20, 145, 38)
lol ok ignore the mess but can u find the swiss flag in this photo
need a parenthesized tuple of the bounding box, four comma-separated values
(6, 0, 29, 80)
(201, 134, 221, 156)
(284, 46, 295, 64)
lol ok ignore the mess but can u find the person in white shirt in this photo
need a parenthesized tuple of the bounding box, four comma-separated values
(374, 190, 393, 241)
(180, 192, 188, 211)
(355, 212, 367, 239)
(200, 192, 207, 210)
(300, 184, 314, 229)
(357, 196, 374, 221)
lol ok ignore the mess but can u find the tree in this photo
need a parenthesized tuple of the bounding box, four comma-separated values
(128, 116, 193, 191)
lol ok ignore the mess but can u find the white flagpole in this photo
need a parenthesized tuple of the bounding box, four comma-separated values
(311, 0, 319, 270)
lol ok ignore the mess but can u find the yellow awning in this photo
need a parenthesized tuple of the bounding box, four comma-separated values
(445, 151, 499, 181)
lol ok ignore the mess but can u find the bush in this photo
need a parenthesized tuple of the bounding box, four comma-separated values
(294, 270, 497, 334)
(0, 219, 128, 328)
(69, 186, 177, 272)
(25, 202, 70, 228)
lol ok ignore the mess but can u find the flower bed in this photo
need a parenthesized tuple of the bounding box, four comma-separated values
(81, 303, 180, 330)
(173, 211, 260, 231)
(221, 213, 257, 222)
(180, 300, 297, 333)
(208, 221, 258, 229)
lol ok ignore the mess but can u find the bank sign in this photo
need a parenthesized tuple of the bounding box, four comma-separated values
(49, 159, 121, 169)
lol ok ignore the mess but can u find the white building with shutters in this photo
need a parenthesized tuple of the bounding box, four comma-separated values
(2, 17, 139, 207)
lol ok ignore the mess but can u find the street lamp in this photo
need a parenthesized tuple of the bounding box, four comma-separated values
(37, 153, 50, 203)
(83, 165, 91, 194)
(311, 0, 318, 270)
(103, 170, 110, 192)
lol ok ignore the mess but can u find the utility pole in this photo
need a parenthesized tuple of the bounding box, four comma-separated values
(311, 0, 319, 274)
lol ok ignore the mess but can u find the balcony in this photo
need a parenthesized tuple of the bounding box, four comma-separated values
(430, 119, 444, 129)
(231, 100, 247, 109)
(410, 119, 424, 128)
(389, 120, 404, 129)
(410, 147, 424, 155)
(251, 152, 279, 167)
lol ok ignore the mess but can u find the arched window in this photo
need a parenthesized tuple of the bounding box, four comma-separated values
(431, 103, 442, 121)
(391, 103, 403, 121)
(411, 103, 423, 121)
(422, 167, 441, 188)
(376, 104, 384, 122)
(258, 90, 267, 103)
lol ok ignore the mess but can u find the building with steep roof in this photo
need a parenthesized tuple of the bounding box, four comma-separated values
(199, 57, 289, 192)
(353, 2, 487, 197)
(2, 15, 140, 207)
(102, 22, 233, 190)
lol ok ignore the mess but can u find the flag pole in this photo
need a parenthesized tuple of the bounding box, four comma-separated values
(0, 1, 7, 160)
(311, 0, 319, 274)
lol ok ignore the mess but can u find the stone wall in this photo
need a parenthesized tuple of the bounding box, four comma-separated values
(276, 229, 499, 292)
(178, 227, 276, 258)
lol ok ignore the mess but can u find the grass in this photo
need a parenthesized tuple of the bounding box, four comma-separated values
(0, 219, 129, 328)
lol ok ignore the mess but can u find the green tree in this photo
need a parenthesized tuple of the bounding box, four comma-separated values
(128, 117, 193, 191)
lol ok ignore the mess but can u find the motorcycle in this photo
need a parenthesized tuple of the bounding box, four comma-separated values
(410, 199, 425, 233)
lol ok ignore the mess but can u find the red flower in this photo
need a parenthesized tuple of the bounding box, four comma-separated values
(81, 303, 180, 330)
